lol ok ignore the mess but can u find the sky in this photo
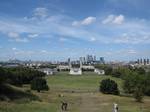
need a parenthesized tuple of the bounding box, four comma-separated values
(0, 0, 150, 61)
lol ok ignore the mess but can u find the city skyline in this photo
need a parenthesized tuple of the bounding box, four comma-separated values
(0, 0, 150, 61)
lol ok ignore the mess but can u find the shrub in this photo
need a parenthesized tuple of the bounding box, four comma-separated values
(100, 78, 119, 95)
(31, 77, 49, 92)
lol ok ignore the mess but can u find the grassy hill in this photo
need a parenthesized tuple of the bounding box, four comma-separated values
(0, 72, 150, 112)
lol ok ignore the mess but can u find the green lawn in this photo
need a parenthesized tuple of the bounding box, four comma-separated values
(0, 72, 150, 112)
(47, 72, 123, 92)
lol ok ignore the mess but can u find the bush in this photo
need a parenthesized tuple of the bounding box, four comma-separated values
(111, 70, 122, 78)
(105, 67, 113, 75)
(31, 77, 49, 92)
(100, 78, 119, 95)
(133, 86, 144, 102)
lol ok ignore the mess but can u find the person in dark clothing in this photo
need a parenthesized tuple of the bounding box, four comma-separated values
(61, 101, 68, 111)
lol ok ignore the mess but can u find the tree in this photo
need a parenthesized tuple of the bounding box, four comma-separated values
(31, 77, 49, 92)
(111, 70, 122, 78)
(133, 86, 144, 102)
(100, 78, 119, 95)
(105, 67, 113, 75)
(123, 72, 146, 102)
(144, 72, 150, 96)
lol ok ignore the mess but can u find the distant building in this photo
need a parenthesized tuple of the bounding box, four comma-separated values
(3, 63, 20, 68)
(86, 55, 94, 63)
(57, 65, 70, 71)
(147, 59, 149, 65)
(69, 59, 82, 75)
(94, 69, 105, 75)
(136, 58, 150, 65)
(82, 65, 95, 70)
(100, 57, 105, 64)
(38, 68, 57, 75)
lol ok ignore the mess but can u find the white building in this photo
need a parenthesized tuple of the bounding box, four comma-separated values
(38, 68, 57, 75)
(94, 69, 105, 75)
(57, 65, 70, 71)
(69, 68, 82, 75)
(69, 59, 82, 75)
(82, 65, 95, 70)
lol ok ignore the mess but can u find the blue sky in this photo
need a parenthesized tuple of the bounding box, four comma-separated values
(0, 0, 150, 61)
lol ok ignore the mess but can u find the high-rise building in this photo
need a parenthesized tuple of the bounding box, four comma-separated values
(147, 59, 149, 65)
(100, 57, 105, 64)
(144, 59, 147, 65)
(86, 55, 93, 63)
(137, 59, 140, 64)
(140, 58, 143, 64)
(94, 56, 96, 61)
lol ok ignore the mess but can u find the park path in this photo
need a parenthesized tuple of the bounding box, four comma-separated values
(76, 93, 111, 112)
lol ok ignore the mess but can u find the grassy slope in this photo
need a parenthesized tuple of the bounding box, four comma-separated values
(0, 72, 150, 112)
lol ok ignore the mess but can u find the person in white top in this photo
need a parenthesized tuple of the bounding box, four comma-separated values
(113, 103, 118, 112)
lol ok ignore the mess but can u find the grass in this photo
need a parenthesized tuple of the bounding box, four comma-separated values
(47, 72, 123, 92)
(0, 72, 150, 112)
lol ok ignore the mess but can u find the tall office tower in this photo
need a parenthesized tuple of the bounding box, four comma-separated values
(94, 55, 96, 61)
(137, 59, 140, 64)
(144, 59, 147, 65)
(140, 58, 143, 64)
(79, 57, 82, 63)
(79, 57, 85, 64)
(100, 57, 105, 64)
(68, 58, 71, 68)
(83, 57, 86, 64)
(86, 55, 93, 63)
(147, 59, 149, 65)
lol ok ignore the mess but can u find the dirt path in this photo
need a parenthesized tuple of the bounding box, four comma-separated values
(75, 93, 111, 112)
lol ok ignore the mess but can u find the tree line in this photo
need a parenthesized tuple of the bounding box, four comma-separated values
(0, 67, 49, 93)
(99, 65, 150, 102)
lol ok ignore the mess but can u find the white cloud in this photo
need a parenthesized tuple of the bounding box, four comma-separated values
(102, 14, 124, 25)
(102, 15, 115, 24)
(7, 32, 29, 43)
(113, 15, 124, 24)
(33, 7, 48, 18)
(114, 32, 150, 44)
(12, 47, 17, 51)
(72, 16, 96, 26)
(9, 38, 29, 43)
(0, 8, 150, 45)
(89, 37, 96, 42)
(8, 32, 19, 38)
(81, 17, 96, 25)
(28, 34, 39, 38)
(41, 50, 48, 53)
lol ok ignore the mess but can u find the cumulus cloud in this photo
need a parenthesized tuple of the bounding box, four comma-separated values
(81, 17, 96, 25)
(113, 15, 124, 24)
(0, 7, 150, 45)
(89, 37, 96, 42)
(114, 32, 150, 44)
(102, 14, 124, 25)
(7, 32, 29, 43)
(12, 47, 17, 51)
(33, 7, 48, 18)
(28, 34, 39, 38)
(72, 16, 96, 26)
